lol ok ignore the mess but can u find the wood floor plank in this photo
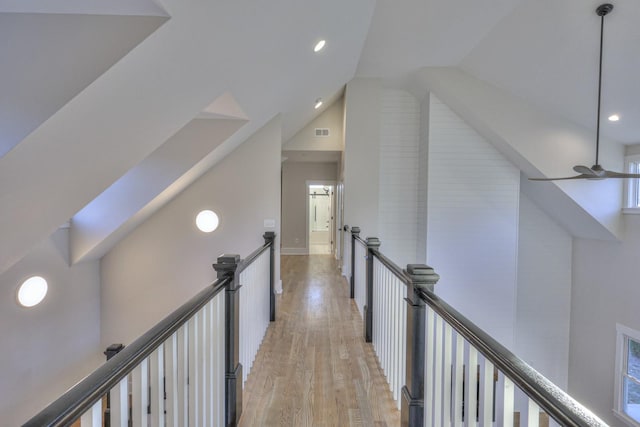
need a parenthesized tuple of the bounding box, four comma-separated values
(239, 255, 400, 427)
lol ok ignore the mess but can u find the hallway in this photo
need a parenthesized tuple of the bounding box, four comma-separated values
(239, 255, 400, 426)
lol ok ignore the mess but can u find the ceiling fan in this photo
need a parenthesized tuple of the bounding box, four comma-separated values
(530, 3, 640, 181)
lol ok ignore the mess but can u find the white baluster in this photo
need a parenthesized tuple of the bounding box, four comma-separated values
(466, 346, 478, 427)
(132, 358, 149, 426)
(400, 284, 407, 411)
(178, 325, 189, 426)
(393, 272, 399, 400)
(453, 334, 464, 426)
(206, 300, 214, 426)
(80, 400, 102, 427)
(239, 272, 246, 384)
(433, 315, 443, 425)
(442, 323, 453, 425)
(527, 398, 540, 427)
(391, 271, 396, 397)
(188, 314, 199, 426)
(165, 332, 179, 427)
(373, 263, 378, 355)
(109, 377, 128, 427)
(149, 346, 165, 426)
(198, 304, 208, 425)
(479, 358, 494, 426)
(216, 293, 225, 426)
(502, 376, 514, 427)
(385, 270, 390, 389)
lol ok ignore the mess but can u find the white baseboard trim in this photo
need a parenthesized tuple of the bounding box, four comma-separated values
(281, 247, 308, 255)
(275, 279, 283, 294)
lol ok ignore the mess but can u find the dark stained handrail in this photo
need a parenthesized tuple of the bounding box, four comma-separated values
(237, 240, 271, 274)
(369, 248, 412, 284)
(23, 277, 230, 427)
(353, 234, 367, 247)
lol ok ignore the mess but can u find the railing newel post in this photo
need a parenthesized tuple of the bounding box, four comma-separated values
(350, 226, 360, 299)
(401, 264, 440, 427)
(263, 231, 276, 321)
(364, 236, 380, 343)
(213, 254, 242, 427)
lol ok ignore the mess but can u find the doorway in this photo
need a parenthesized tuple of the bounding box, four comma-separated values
(308, 183, 334, 255)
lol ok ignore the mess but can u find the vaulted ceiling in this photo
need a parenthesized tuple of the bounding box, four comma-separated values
(1, 0, 639, 273)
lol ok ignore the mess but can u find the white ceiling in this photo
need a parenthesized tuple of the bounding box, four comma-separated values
(460, 0, 640, 144)
(0, 13, 166, 157)
(356, 0, 521, 78)
(2, 0, 640, 272)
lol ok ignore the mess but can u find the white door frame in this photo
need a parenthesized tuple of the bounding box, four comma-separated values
(306, 180, 336, 254)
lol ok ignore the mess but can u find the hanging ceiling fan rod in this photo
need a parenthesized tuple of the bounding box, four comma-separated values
(530, 3, 640, 181)
(594, 3, 613, 167)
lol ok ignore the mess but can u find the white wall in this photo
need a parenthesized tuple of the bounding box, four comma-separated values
(416, 96, 430, 263)
(569, 214, 640, 424)
(378, 89, 420, 267)
(283, 97, 344, 152)
(343, 79, 421, 269)
(415, 67, 624, 242)
(101, 117, 282, 346)
(426, 94, 520, 348)
(343, 78, 381, 250)
(516, 192, 572, 388)
(281, 162, 338, 252)
(0, 229, 102, 425)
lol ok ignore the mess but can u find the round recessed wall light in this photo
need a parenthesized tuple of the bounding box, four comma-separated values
(196, 210, 219, 233)
(313, 40, 326, 53)
(17, 276, 48, 308)
(314, 98, 323, 109)
(608, 114, 620, 122)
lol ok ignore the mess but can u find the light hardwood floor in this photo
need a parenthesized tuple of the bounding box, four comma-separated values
(239, 255, 401, 427)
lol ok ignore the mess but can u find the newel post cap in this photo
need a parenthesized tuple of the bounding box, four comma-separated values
(406, 264, 440, 288)
(263, 231, 276, 243)
(213, 254, 240, 278)
(365, 237, 381, 248)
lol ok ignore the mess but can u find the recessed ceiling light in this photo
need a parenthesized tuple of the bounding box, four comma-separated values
(313, 40, 326, 53)
(17, 276, 48, 307)
(196, 210, 219, 233)
(314, 99, 323, 109)
(608, 114, 620, 122)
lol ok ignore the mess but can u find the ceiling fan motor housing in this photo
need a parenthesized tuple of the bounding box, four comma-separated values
(596, 4, 613, 16)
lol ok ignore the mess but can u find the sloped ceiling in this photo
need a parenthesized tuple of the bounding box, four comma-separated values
(0, 0, 375, 274)
(356, 0, 521, 78)
(0, 12, 167, 157)
(461, 0, 640, 144)
(2, 0, 640, 273)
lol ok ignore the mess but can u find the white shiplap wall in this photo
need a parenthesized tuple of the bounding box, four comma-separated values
(378, 89, 420, 267)
(416, 96, 430, 263)
(426, 95, 520, 348)
(516, 193, 571, 388)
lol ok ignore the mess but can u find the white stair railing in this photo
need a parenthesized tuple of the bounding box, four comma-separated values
(24, 233, 276, 427)
(347, 225, 609, 427)
(373, 256, 407, 409)
(239, 246, 271, 384)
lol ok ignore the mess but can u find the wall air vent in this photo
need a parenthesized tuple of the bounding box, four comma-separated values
(315, 128, 330, 137)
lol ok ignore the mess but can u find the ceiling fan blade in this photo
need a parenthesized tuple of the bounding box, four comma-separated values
(528, 174, 591, 181)
(573, 165, 598, 176)
(603, 171, 640, 179)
